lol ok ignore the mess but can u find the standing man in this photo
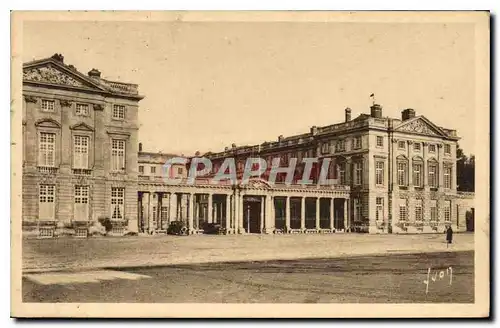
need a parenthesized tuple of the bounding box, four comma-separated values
(446, 225, 454, 248)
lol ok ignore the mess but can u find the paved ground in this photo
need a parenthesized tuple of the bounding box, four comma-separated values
(23, 233, 474, 272)
(23, 251, 474, 303)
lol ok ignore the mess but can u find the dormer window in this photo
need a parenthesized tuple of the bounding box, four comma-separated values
(41, 99, 55, 112)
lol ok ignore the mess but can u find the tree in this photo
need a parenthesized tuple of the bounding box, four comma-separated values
(456, 144, 475, 192)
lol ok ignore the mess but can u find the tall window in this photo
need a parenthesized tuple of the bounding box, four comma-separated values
(354, 198, 362, 222)
(151, 166, 156, 174)
(111, 139, 126, 171)
(354, 136, 362, 149)
(336, 140, 345, 152)
(376, 197, 384, 221)
(111, 187, 125, 220)
(76, 103, 89, 116)
(39, 132, 55, 167)
(428, 161, 438, 188)
(354, 161, 363, 185)
(74, 185, 89, 221)
(321, 142, 330, 154)
(375, 161, 384, 186)
(73, 135, 89, 169)
(338, 162, 346, 185)
(39, 184, 55, 220)
(444, 200, 451, 222)
(430, 200, 438, 222)
(413, 162, 423, 187)
(444, 144, 451, 155)
(399, 200, 408, 222)
(112, 104, 125, 119)
(444, 166, 452, 189)
(398, 141, 406, 150)
(415, 199, 423, 222)
(397, 159, 408, 186)
(376, 136, 384, 147)
(41, 99, 55, 112)
(138, 165, 144, 174)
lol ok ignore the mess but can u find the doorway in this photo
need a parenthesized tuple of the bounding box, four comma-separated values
(243, 196, 262, 233)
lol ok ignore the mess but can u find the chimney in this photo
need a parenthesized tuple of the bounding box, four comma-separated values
(232, 143, 237, 148)
(278, 135, 284, 142)
(224, 146, 229, 151)
(310, 126, 318, 135)
(345, 107, 352, 122)
(51, 53, 64, 63)
(402, 108, 416, 121)
(88, 68, 101, 79)
(370, 104, 383, 118)
(138, 142, 143, 152)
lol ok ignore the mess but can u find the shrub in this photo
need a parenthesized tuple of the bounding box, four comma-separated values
(98, 217, 113, 232)
(202, 222, 223, 235)
(89, 221, 106, 236)
(167, 221, 188, 235)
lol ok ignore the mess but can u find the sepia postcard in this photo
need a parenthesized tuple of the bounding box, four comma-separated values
(11, 10, 490, 318)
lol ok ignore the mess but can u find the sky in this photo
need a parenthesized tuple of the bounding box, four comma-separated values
(22, 19, 476, 156)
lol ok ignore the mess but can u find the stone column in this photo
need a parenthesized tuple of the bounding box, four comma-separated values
(234, 193, 240, 234)
(169, 192, 176, 222)
(143, 192, 150, 233)
(268, 196, 275, 233)
(207, 193, 213, 224)
(260, 196, 265, 233)
(438, 144, 444, 190)
(188, 193, 194, 234)
(451, 162, 457, 191)
(423, 142, 429, 187)
(344, 198, 349, 232)
(238, 194, 245, 233)
(285, 196, 291, 232)
(225, 194, 231, 233)
(330, 198, 335, 230)
(300, 197, 306, 231)
(148, 192, 155, 234)
(315, 197, 321, 230)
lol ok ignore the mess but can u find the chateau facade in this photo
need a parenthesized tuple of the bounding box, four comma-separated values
(22, 55, 474, 236)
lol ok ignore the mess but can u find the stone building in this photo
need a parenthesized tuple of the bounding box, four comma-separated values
(22, 54, 144, 235)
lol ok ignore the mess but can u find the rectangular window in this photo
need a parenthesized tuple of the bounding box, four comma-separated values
(321, 142, 330, 154)
(338, 163, 346, 185)
(430, 200, 438, 222)
(41, 99, 55, 112)
(111, 187, 125, 220)
(444, 144, 451, 155)
(413, 163, 423, 187)
(376, 136, 384, 147)
(112, 104, 126, 119)
(398, 141, 406, 150)
(74, 185, 89, 221)
(151, 166, 156, 174)
(39, 184, 55, 220)
(111, 139, 126, 171)
(415, 199, 423, 222)
(444, 166, 452, 189)
(376, 197, 384, 221)
(397, 161, 407, 186)
(354, 136, 362, 149)
(444, 200, 451, 222)
(399, 200, 407, 222)
(428, 144, 436, 153)
(336, 140, 345, 152)
(413, 143, 421, 151)
(354, 161, 363, 185)
(39, 132, 56, 167)
(428, 163, 438, 188)
(75, 103, 89, 116)
(138, 165, 144, 174)
(375, 161, 384, 185)
(73, 135, 89, 169)
(354, 198, 362, 222)
(177, 167, 183, 174)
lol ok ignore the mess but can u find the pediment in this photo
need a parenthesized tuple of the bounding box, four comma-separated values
(70, 122, 94, 131)
(394, 117, 447, 137)
(35, 118, 61, 128)
(23, 61, 105, 91)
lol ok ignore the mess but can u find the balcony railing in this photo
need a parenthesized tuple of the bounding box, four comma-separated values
(72, 169, 92, 176)
(37, 166, 58, 174)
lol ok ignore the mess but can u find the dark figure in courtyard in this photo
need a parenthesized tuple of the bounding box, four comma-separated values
(446, 225, 453, 248)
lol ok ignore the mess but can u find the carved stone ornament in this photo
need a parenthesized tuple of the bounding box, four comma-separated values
(391, 138, 399, 143)
(24, 95, 38, 103)
(398, 119, 439, 136)
(437, 143, 443, 148)
(59, 100, 72, 107)
(93, 104, 104, 111)
(23, 66, 86, 88)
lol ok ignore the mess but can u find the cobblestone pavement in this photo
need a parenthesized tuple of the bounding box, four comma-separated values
(22, 233, 474, 272)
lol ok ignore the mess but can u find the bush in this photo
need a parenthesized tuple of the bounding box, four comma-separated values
(89, 221, 106, 236)
(98, 217, 113, 232)
(167, 221, 188, 235)
(202, 222, 223, 235)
